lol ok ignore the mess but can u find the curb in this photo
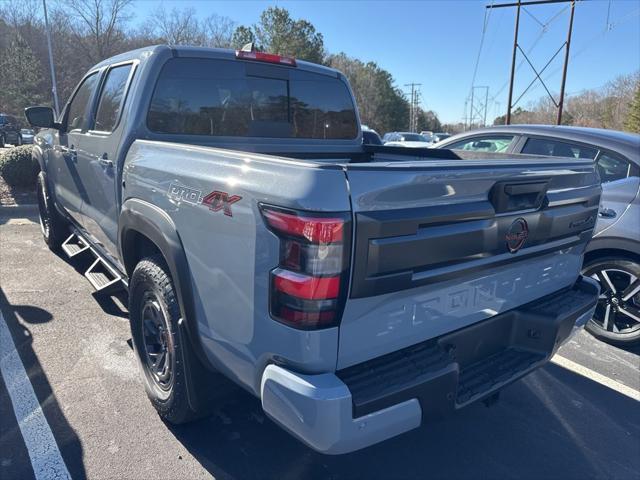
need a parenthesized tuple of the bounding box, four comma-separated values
(0, 204, 38, 215)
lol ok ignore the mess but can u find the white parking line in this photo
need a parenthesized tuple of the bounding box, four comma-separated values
(551, 354, 640, 402)
(0, 311, 71, 480)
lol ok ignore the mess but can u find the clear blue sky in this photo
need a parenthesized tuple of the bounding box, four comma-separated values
(132, 0, 640, 123)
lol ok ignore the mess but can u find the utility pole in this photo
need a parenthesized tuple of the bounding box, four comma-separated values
(557, 0, 575, 125)
(488, 0, 578, 125)
(505, 0, 521, 125)
(42, 0, 60, 116)
(404, 83, 422, 132)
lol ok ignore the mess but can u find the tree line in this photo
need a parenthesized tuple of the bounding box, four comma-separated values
(492, 72, 640, 133)
(2, 1, 636, 135)
(0, 0, 441, 135)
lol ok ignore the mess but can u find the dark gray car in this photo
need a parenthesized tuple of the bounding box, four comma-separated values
(435, 125, 640, 345)
(0, 113, 23, 147)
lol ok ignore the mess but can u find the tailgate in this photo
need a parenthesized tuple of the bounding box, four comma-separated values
(338, 156, 600, 368)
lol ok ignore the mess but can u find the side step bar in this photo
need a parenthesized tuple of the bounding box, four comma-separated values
(61, 233, 90, 258)
(84, 257, 124, 294)
(61, 231, 126, 294)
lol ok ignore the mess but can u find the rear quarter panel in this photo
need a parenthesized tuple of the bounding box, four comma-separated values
(122, 140, 351, 394)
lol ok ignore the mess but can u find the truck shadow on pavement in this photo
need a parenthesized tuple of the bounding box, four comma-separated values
(51, 248, 130, 320)
(169, 363, 640, 480)
(0, 288, 87, 480)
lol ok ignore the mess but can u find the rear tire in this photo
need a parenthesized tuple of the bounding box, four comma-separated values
(582, 257, 640, 346)
(36, 172, 68, 250)
(129, 255, 209, 424)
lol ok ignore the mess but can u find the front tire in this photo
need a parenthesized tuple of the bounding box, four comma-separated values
(36, 172, 68, 250)
(129, 255, 207, 424)
(582, 257, 640, 346)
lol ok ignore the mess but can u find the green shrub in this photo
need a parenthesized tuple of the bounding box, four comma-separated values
(0, 145, 38, 188)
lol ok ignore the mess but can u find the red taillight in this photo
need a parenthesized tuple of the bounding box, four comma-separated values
(261, 205, 350, 330)
(262, 209, 343, 243)
(235, 50, 297, 67)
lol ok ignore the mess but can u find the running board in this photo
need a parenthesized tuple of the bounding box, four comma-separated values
(61, 233, 90, 258)
(84, 257, 123, 294)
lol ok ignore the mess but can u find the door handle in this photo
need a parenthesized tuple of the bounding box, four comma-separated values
(599, 208, 616, 219)
(99, 153, 113, 168)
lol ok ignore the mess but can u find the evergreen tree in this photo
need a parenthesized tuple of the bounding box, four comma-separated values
(624, 83, 640, 133)
(232, 7, 324, 64)
(0, 35, 46, 117)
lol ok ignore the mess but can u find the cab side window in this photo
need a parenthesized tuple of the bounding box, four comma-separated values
(596, 152, 634, 183)
(65, 72, 100, 132)
(446, 136, 515, 153)
(94, 64, 133, 133)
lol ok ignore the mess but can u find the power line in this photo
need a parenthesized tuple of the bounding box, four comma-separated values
(488, 0, 577, 125)
(528, 5, 640, 98)
(469, 86, 490, 128)
(469, 2, 495, 93)
(489, 3, 570, 103)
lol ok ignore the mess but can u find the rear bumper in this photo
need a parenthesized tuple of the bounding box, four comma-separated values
(260, 276, 599, 454)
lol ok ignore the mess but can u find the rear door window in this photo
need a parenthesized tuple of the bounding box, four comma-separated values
(94, 64, 133, 133)
(596, 152, 635, 183)
(521, 137, 598, 159)
(65, 72, 100, 132)
(147, 58, 358, 139)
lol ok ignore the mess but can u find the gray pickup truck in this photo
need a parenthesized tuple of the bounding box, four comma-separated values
(26, 45, 601, 454)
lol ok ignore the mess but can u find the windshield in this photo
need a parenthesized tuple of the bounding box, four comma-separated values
(148, 58, 358, 140)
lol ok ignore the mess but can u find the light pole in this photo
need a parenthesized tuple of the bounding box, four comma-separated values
(42, 0, 60, 116)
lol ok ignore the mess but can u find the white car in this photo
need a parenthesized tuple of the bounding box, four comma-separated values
(420, 131, 434, 142)
(383, 132, 432, 148)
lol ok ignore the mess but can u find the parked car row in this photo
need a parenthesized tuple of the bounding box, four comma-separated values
(0, 112, 36, 146)
(360, 127, 451, 147)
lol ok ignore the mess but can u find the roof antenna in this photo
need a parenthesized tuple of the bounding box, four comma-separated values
(241, 42, 256, 53)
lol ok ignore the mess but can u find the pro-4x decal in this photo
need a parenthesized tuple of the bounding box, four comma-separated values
(202, 191, 242, 216)
(168, 183, 242, 217)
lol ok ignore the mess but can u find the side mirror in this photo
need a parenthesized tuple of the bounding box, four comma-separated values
(24, 106, 58, 129)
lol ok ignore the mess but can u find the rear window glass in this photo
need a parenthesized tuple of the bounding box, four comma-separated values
(521, 137, 598, 159)
(147, 58, 358, 140)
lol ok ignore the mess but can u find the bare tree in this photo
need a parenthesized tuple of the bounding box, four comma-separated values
(202, 13, 235, 48)
(146, 5, 204, 46)
(144, 6, 235, 47)
(58, 0, 133, 62)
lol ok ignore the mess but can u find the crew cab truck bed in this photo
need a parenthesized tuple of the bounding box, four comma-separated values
(26, 44, 600, 455)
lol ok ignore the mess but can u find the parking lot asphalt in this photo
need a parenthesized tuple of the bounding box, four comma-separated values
(1, 213, 639, 480)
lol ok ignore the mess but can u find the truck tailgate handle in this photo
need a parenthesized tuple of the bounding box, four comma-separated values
(504, 182, 547, 196)
(490, 180, 549, 213)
